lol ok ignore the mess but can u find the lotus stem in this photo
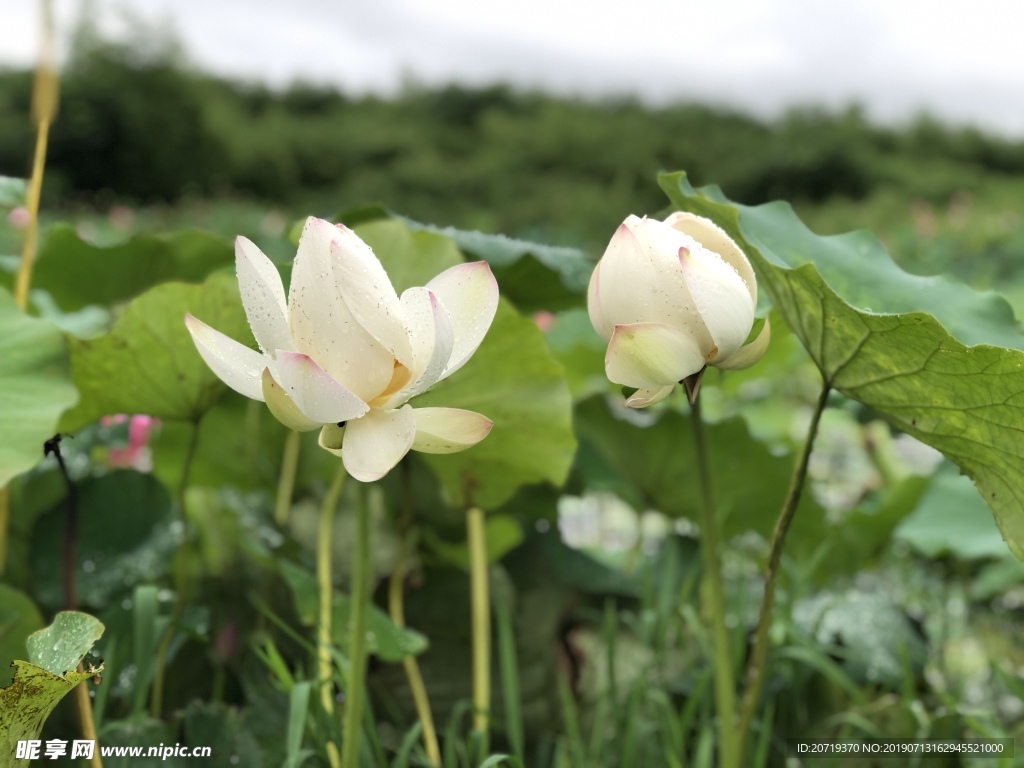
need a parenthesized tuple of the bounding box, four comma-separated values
(318, 463, 347, 715)
(1, 0, 58, 581)
(151, 420, 201, 717)
(467, 506, 491, 745)
(14, 0, 58, 311)
(388, 528, 441, 766)
(735, 381, 830, 757)
(73, 681, 104, 768)
(275, 429, 301, 526)
(340, 482, 372, 768)
(690, 394, 738, 768)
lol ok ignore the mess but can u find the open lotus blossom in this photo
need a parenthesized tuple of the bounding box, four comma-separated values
(186, 217, 499, 482)
(588, 212, 770, 408)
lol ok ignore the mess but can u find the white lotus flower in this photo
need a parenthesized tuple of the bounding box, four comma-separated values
(587, 212, 770, 408)
(185, 217, 499, 482)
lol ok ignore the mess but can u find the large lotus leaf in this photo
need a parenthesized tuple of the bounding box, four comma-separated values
(660, 172, 1024, 561)
(59, 273, 252, 432)
(153, 392, 286, 493)
(422, 513, 524, 568)
(574, 396, 826, 551)
(338, 207, 592, 311)
(406, 222, 592, 312)
(31, 471, 175, 610)
(895, 462, 1011, 560)
(543, 308, 613, 402)
(0, 176, 26, 208)
(0, 225, 234, 311)
(0, 661, 99, 768)
(354, 218, 464, 294)
(357, 219, 576, 510)
(0, 612, 104, 767)
(25, 611, 104, 676)
(0, 287, 78, 488)
(412, 300, 575, 509)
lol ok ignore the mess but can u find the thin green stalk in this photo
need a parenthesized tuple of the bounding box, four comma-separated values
(340, 482, 372, 768)
(2, 0, 59, 579)
(690, 395, 737, 768)
(275, 429, 301, 526)
(389, 528, 441, 766)
(318, 463, 347, 768)
(735, 381, 830, 757)
(467, 506, 491, 746)
(14, 0, 57, 311)
(151, 419, 201, 717)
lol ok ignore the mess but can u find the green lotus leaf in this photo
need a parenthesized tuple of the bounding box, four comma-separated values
(0, 287, 78, 488)
(660, 171, 1024, 561)
(59, 273, 251, 432)
(1, 225, 234, 311)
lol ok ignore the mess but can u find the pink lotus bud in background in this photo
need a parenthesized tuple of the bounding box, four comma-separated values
(7, 207, 30, 230)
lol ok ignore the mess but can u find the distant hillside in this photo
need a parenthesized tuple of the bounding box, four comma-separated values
(3, 37, 1024, 252)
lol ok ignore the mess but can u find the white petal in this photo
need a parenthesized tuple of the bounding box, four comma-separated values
(587, 261, 612, 341)
(185, 314, 266, 401)
(605, 322, 706, 389)
(331, 225, 413, 367)
(288, 217, 394, 402)
(426, 261, 499, 378)
(261, 367, 321, 431)
(235, 236, 292, 357)
(274, 350, 369, 424)
(625, 385, 675, 409)
(319, 422, 345, 451)
(714, 317, 771, 371)
(386, 287, 454, 406)
(680, 243, 756, 363)
(597, 216, 715, 357)
(411, 407, 493, 454)
(340, 406, 416, 482)
(664, 212, 757, 305)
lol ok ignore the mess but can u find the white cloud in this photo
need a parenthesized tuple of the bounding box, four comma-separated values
(4, 0, 1024, 134)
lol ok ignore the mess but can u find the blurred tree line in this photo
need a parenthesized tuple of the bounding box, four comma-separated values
(3, 14, 1024, 251)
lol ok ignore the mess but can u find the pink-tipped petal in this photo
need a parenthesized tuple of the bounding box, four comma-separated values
(340, 406, 416, 482)
(714, 317, 771, 371)
(679, 243, 755, 363)
(235, 236, 292, 357)
(664, 212, 757, 305)
(274, 350, 369, 424)
(387, 287, 454, 406)
(605, 322, 706, 389)
(625, 385, 675, 409)
(426, 261, 499, 378)
(411, 407, 493, 454)
(597, 217, 715, 357)
(261, 367, 320, 432)
(331, 225, 413, 366)
(288, 217, 394, 401)
(185, 314, 266, 401)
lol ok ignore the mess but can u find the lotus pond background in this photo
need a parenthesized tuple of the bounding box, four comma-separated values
(2, 17, 1024, 768)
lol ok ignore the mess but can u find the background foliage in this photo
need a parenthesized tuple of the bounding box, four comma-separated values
(2, 16, 1024, 768)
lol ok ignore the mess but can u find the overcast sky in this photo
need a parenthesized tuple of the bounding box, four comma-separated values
(5, 0, 1024, 135)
